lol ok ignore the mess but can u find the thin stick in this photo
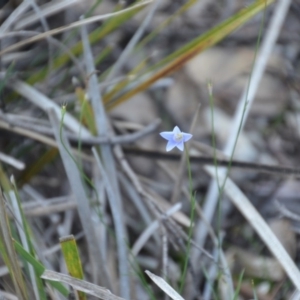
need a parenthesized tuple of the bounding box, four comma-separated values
(124, 148, 300, 178)
(0, 113, 160, 145)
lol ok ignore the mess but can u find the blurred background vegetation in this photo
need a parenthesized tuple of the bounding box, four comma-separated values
(1, 0, 300, 299)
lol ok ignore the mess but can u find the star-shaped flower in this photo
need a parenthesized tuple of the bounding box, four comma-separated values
(160, 126, 193, 152)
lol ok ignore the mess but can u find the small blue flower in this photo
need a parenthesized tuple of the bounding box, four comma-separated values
(160, 126, 193, 152)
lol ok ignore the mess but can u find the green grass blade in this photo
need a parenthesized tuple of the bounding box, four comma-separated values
(0, 188, 28, 299)
(84, 0, 103, 18)
(233, 270, 245, 300)
(149, 0, 272, 71)
(0, 163, 12, 193)
(10, 180, 47, 300)
(94, 44, 112, 66)
(75, 87, 97, 135)
(14, 240, 69, 297)
(103, 0, 275, 109)
(0, 62, 15, 94)
(137, 0, 198, 50)
(60, 235, 86, 300)
(18, 148, 58, 187)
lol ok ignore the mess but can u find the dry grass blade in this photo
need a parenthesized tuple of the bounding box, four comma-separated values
(81, 15, 130, 298)
(0, 114, 160, 145)
(9, 189, 39, 300)
(0, 152, 25, 170)
(275, 201, 300, 222)
(23, 199, 76, 217)
(105, 0, 159, 84)
(205, 168, 300, 290)
(132, 203, 182, 256)
(92, 148, 130, 298)
(48, 108, 112, 289)
(290, 290, 300, 300)
(15, 0, 80, 30)
(0, 30, 85, 80)
(193, 0, 292, 261)
(0, 117, 160, 152)
(24, 0, 53, 74)
(103, 0, 275, 109)
(1, 0, 297, 297)
(0, 188, 27, 299)
(142, 188, 191, 227)
(145, 270, 185, 300)
(118, 173, 153, 227)
(8, 79, 91, 137)
(41, 270, 126, 300)
(0, 0, 152, 56)
(0, 290, 18, 300)
(0, 118, 60, 148)
(0, 1, 31, 33)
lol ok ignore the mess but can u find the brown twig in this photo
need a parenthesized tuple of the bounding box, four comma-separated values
(125, 148, 300, 178)
(0, 113, 161, 145)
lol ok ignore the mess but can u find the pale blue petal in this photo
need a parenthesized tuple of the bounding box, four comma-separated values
(160, 131, 174, 141)
(166, 140, 177, 151)
(176, 141, 184, 151)
(183, 133, 193, 142)
(173, 126, 181, 135)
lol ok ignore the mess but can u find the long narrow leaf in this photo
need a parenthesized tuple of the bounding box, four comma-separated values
(60, 235, 86, 300)
(26, 1, 151, 85)
(14, 240, 69, 297)
(104, 0, 274, 109)
(0, 188, 28, 300)
(145, 270, 184, 300)
(41, 270, 126, 300)
(10, 184, 46, 300)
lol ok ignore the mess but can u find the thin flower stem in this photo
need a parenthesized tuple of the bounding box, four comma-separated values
(179, 146, 196, 293)
(208, 81, 221, 193)
(59, 106, 101, 212)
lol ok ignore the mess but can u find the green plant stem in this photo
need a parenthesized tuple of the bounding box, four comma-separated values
(179, 146, 196, 293)
(59, 106, 102, 218)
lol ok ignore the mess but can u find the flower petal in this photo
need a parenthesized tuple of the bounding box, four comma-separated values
(173, 126, 181, 135)
(183, 133, 193, 142)
(166, 140, 177, 151)
(176, 141, 184, 151)
(160, 126, 192, 152)
(160, 131, 174, 141)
